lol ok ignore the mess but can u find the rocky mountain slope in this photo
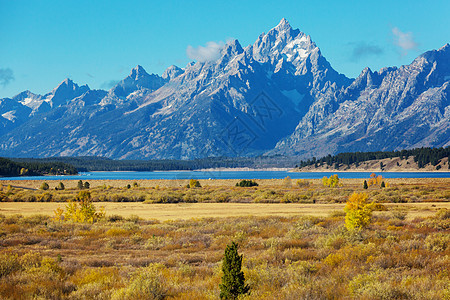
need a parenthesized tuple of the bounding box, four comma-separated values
(274, 43, 450, 158)
(0, 19, 449, 159)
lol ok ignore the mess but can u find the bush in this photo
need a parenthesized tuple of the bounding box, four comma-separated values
(283, 176, 292, 187)
(296, 179, 311, 188)
(436, 208, 450, 220)
(344, 192, 374, 230)
(111, 264, 167, 300)
(186, 179, 201, 188)
(236, 180, 258, 187)
(0, 253, 20, 278)
(56, 182, 65, 190)
(54, 191, 105, 223)
(40, 182, 49, 190)
(322, 175, 342, 188)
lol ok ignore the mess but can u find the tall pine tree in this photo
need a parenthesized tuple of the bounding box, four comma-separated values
(220, 242, 249, 299)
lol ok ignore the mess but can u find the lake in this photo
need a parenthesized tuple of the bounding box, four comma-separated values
(1, 170, 450, 181)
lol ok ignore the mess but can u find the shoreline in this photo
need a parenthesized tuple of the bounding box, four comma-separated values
(292, 169, 450, 173)
(193, 167, 292, 172)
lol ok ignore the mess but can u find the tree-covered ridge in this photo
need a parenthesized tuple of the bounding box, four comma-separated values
(298, 147, 450, 169)
(11, 155, 296, 172)
(0, 157, 77, 177)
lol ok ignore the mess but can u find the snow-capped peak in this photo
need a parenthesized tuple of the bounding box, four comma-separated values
(252, 18, 318, 66)
(274, 18, 292, 32)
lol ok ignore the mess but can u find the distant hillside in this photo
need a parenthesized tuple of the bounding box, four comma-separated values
(0, 157, 77, 177)
(11, 155, 298, 172)
(295, 147, 450, 172)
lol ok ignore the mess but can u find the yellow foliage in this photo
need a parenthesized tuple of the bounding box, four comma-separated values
(53, 193, 105, 223)
(296, 179, 311, 188)
(322, 174, 343, 188)
(344, 192, 374, 230)
(283, 176, 292, 187)
(367, 173, 389, 188)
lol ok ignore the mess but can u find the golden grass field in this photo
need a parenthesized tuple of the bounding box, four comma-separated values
(1, 201, 449, 221)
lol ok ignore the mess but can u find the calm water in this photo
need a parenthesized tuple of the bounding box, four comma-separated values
(1, 170, 450, 181)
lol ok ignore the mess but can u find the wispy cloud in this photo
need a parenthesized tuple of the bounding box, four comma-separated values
(0, 68, 14, 87)
(392, 27, 418, 56)
(86, 73, 94, 78)
(350, 42, 383, 61)
(186, 41, 225, 62)
(101, 80, 119, 90)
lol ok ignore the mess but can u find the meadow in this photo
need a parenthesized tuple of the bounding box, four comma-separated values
(0, 177, 449, 299)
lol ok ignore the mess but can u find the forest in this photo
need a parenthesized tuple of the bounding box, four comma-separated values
(298, 147, 450, 169)
(10, 155, 296, 172)
(0, 157, 78, 177)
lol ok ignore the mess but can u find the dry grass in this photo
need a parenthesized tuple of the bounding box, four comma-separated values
(2, 177, 450, 190)
(1, 202, 449, 221)
(0, 206, 448, 299)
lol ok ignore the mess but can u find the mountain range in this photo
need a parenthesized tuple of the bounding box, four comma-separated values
(1, 18, 449, 159)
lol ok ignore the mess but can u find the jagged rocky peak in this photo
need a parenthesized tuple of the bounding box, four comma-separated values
(162, 65, 184, 81)
(12, 90, 42, 103)
(46, 78, 90, 107)
(130, 65, 149, 80)
(252, 18, 317, 65)
(51, 78, 89, 95)
(222, 39, 244, 56)
(110, 65, 167, 98)
(275, 18, 291, 31)
(349, 67, 378, 89)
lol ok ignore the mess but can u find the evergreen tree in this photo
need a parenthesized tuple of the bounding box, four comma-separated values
(363, 180, 368, 189)
(220, 242, 249, 299)
(381, 181, 386, 188)
(84, 181, 90, 189)
(77, 180, 84, 189)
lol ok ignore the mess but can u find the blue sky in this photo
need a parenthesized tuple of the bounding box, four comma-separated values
(1, 0, 449, 98)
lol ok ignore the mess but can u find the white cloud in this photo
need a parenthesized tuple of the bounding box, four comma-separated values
(186, 41, 225, 62)
(0, 68, 14, 87)
(392, 27, 418, 55)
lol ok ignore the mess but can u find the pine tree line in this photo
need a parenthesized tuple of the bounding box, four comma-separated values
(298, 147, 450, 169)
(0, 157, 78, 177)
(11, 155, 296, 172)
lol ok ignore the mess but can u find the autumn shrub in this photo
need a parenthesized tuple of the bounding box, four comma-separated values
(187, 179, 201, 188)
(296, 179, 311, 188)
(322, 174, 342, 187)
(0, 253, 20, 278)
(425, 233, 449, 251)
(111, 264, 168, 300)
(348, 271, 408, 299)
(282, 176, 292, 187)
(344, 192, 374, 230)
(391, 210, 408, 220)
(436, 208, 450, 220)
(54, 191, 105, 223)
(282, 191, 303, 203)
